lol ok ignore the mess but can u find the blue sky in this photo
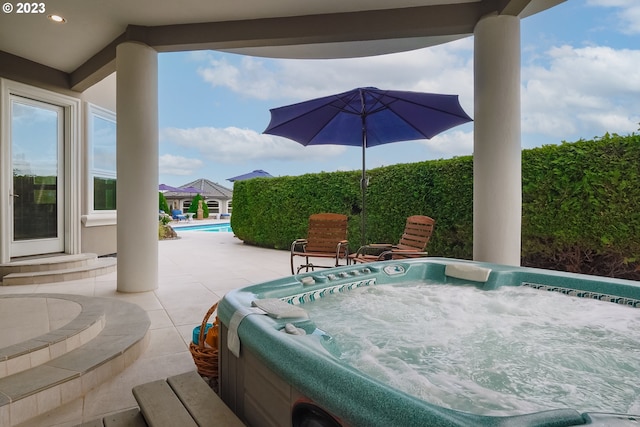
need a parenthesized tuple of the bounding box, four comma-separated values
(157, 1, 640, 188)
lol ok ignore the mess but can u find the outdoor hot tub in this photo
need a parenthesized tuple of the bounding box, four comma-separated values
(218, 258, 640, 427)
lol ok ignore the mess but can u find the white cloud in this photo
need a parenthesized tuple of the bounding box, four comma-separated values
(194, 27, 640, 153)
(419, 130, 474, 158)
(161, 126, 347, 163)
(522, 44, 640, 138)
(196, 38, 474, 110)
(587, 0, 640, 34)
(198, 56, 279, 101)
(159, 154, 203, 176)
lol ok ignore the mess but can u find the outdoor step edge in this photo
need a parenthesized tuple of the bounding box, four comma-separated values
(1, 259, 117, 285)
(0, 253, 99, 272)
(0, 297, 150, 427)
(0, 294, 107, 364)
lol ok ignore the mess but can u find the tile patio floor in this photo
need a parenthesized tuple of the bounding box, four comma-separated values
(3, 223, 292, 426)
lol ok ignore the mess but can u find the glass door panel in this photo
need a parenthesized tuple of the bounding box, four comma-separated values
(10, 97, 64, 257)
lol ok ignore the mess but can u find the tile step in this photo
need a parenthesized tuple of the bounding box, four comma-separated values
(1, 258, 117, 286)
(0, 295, 106, 380)
(0, 254, 99, 275)
(0, 294, 150, 427)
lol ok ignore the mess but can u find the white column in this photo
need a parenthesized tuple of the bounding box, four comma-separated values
(473, 14, 521, 266)
(116, 42, 159, 292)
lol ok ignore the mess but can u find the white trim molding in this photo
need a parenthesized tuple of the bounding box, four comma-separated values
(81, 212, 117, 227)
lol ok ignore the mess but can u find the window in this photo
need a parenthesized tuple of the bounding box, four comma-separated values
(88, 104, 116, 212)
(228, 200, 233, 213)
(206, 200, 219, 213)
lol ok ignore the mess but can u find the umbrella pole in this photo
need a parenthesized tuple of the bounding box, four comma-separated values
(361, 125, 367, 248)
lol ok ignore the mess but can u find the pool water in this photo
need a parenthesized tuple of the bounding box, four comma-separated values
(174, 222, 232, 232)
(303, 283, 640, 416)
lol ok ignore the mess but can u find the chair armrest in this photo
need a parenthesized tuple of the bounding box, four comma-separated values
(354, 243, 393, 257)
(336, 240, 349, 256)
(291, 239, 308, 253)
(377, 249, 428, 260)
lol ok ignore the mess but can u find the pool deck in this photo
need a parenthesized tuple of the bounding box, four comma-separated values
(1, 220, 292, 426)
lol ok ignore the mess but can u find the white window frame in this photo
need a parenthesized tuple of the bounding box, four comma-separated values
(82, 103, 117, 227)
(206, 200, 220, 213)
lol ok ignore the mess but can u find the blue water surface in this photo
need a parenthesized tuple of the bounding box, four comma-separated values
(175, 222, 232, 232)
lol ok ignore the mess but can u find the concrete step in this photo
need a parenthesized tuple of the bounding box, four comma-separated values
(80, 371, 244, 427)
(0, 294, 150, 426)
(1, 255, 117, 286)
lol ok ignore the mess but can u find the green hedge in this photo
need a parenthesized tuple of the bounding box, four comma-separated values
(231, 172, 361, 249)
(231, 133, 640, 278)
(521, 133, 640, 278)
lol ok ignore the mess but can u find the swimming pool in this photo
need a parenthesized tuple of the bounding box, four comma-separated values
(173, 222, 232, 232)
(218, 258, 640, 427)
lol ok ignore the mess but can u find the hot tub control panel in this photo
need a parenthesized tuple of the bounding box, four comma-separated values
(298, 267, 377, 286)
(297, 264, 407, 286)
(383, 264, 406, 276)
(297, 264, 409, 287)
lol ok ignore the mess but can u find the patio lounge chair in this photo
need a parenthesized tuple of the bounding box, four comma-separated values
(291, 213, 349, 274)
(349, 215, 435, 263)
(171, 209, 187, 221)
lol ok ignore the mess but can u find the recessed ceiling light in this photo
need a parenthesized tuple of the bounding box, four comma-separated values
(48, 14, 66, 23)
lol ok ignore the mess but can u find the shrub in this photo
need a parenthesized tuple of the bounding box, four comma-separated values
(159, 192, 170, 214)
(187, 193, 209, 218)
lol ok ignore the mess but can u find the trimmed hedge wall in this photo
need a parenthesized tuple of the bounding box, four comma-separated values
(231, 133, 640, 279)
(521, 133, 640, 278)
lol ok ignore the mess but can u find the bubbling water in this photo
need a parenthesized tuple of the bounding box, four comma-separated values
(302, 283, 640, 416)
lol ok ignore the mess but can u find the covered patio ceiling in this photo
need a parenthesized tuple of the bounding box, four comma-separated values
(0, 0, 563, 92)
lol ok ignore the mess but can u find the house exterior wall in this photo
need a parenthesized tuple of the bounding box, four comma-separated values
(81, 224, 117, 256)
(80, 73, 118, 256)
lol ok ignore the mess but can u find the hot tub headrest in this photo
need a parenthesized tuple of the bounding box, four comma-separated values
(227, 299, 309, 358)
(252, 298, 309, 319)
(445, 263, 492, 283)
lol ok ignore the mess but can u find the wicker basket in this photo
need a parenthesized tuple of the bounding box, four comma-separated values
(189, 302, 219, 380)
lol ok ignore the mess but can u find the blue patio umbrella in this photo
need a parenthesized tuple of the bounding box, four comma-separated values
(159, 184, 181, 192)
(178, 186, 201, 194)
(227, 169, 274, 182)
(263, 87, 472, 245)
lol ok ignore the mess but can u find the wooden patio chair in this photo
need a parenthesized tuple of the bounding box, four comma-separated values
(349, 215, 435, 264)
(290, 213, 349, 274)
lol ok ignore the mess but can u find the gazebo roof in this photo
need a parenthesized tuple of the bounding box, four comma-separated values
(168, 178, 233, 200)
